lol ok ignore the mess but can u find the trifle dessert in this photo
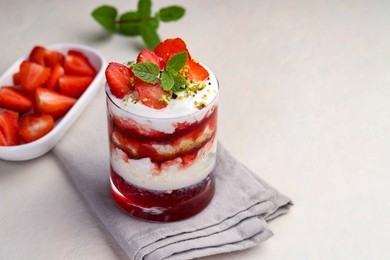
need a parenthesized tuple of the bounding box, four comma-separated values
(105, 38, 218, 222)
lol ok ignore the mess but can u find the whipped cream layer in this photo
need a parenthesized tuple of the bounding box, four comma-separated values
(106, 66, 218, 134)
(111, 139, 217, 190)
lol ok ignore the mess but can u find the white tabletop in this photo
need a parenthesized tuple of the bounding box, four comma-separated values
(1, 0, 390, 259)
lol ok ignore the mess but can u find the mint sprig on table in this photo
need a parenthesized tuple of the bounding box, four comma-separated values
(132, 52, 189, 92)
(91, 0, 185, 50)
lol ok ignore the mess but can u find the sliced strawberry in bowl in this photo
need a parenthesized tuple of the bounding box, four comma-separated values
(106, 62, 135, 98)
(44, 50, 65, 68)
(28, 46, 47, 65)
(0, 43, 105, 160)
(44, 63, 64, 90)
(154, 38, 191, 66)
(0, 86, 33, 113)
(64, 50, 97, 77)
(135, 80, 169, 110)
(19, 61, 51, 92)
(18, 114, 54, 143)
(59, 75, 94, 98)
(13, 72, 21, 85)
(137, 49, 163, 70)
(0, 109, 19, 146)
(35, 87, 77, 119)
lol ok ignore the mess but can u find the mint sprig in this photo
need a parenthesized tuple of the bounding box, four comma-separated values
(161, 52, 188, 91)
(132, 62, 160, 84)
(131, 52, 189, 93)
(91, 0, 185, 50)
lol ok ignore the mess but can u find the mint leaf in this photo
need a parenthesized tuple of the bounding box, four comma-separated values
(91, 1, 186, 49)
(161, 71, 174, 91)
(91, 5, 118, 32)
(159, 6, 185, 22)
(118, 11, 140, 36)
(166, 51, 188, 72)
(170, 70, 188, 92)
(138, 0, 152, 18)
(139, 20, 161, 50)
(132, 62, 160, 84)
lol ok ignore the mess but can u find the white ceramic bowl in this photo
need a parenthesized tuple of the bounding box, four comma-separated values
(0, 43, 106, 161)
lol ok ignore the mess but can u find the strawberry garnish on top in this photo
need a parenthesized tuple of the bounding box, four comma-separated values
(105, 38, 211, 110)
(154, 38, 191, 68)
(154, 38, 208, 81)
(137, 49, 163, 70)
(106, 62, 135, 99)
(64, 50, 97, 77)
(135, 80, 168, 110)
(184, 59, 209, 82)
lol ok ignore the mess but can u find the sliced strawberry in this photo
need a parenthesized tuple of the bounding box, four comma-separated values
(29, 46, 46, 65)
(185, 59, 209, 82)
(19, 61, 51, 92)
(0, 110, 19, 146)
(44, 64, 64, 90)
(35, 87, 76, 119)
(44, 50, 65, 68)
(59, 75, 93, 98)
(137, 49, 163, 70)
(64, 50, 96, 77)
(154, 38, 191, 66)
(18, 114, 54, 143)
(135, 80, 168, 109)
(105, 62, 135, 98)
(0, 86, 33, 113)
(13, 72, 21, 85)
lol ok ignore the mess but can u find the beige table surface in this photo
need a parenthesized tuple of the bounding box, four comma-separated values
(1, 0, 390, 259)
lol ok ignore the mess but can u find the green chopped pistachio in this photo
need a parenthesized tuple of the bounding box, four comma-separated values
(159, 95, 171, 104)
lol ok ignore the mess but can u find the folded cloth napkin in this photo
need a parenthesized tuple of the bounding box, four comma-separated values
(53, 89, 292, 260)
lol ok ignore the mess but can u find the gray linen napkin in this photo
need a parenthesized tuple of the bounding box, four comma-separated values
(53, 89, 292, 260)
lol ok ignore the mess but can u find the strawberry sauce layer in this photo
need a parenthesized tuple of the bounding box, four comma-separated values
(110, 169, 215, 222)
(109, 107, 217, 163)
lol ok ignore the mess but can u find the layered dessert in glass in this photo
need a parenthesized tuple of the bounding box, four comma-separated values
(105, 38, 218, 222)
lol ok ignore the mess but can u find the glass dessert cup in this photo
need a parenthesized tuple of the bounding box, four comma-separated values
(105, 82, 218, 222)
